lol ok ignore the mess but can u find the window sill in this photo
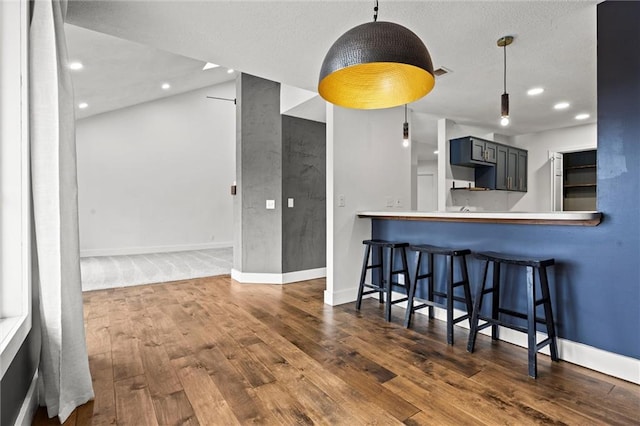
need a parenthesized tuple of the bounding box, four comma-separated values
(0, 314, 30, 378)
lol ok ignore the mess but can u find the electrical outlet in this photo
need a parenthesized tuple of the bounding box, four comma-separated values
(395, 198, 402, 208)
(338, 194, 346, 207)
(266, 199, 275, 209)
(288, 198, 294, 208)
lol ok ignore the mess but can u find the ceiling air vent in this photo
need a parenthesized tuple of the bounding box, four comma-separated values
(434, 67, 451, 77)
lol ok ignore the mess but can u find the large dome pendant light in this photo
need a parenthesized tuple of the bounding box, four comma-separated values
(318, 1, 435, 110)
(498, 35, 513, 126)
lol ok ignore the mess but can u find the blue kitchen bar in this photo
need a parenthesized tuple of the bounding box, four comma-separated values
(356, 208, 638, 380)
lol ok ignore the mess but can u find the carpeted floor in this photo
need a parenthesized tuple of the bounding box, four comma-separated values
(80, 247, 233, 291)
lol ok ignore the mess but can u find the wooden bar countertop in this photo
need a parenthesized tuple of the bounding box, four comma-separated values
(357, 210, 602, 226)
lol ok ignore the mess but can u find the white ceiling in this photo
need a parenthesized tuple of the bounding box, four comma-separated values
(65, 24, 236, 119)
(65, 0, 598, 156)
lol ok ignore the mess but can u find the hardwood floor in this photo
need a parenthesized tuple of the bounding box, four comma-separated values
(33, 276, 639, 425)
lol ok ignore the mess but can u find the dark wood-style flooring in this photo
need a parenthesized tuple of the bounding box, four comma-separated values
(33, 276, 639, 425)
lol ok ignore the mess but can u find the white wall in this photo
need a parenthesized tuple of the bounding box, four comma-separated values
(417, 160, 437, 211)
(513, 123, 597, 211)
(76, 81, 236, 256)
(326, 105, 411, 305)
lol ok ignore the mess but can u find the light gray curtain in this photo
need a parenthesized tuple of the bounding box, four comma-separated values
(30, 0, 94, 422)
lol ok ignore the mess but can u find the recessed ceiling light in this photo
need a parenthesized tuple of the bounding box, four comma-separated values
(575, 113, 590, 120)
(69, 61, 84, 70)
(527, 87, 544, 96)
(78, 102, 88, 109)
(554, 102, 570, 110)
(203, 62, 219, 71)
(227, 69, 235, 74)
(161, 83, 171, 90)
(433, 150, 439, 155)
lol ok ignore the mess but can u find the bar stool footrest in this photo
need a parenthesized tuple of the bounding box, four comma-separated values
(431, 291, 469, 305)
(452, 314, 471, 324)
(476, 315, 528, 334)
(410, 298, 470, 322)
(536, 337, 553, 351)
(361, 286, 384, 293)
(498, 308, 550, 326)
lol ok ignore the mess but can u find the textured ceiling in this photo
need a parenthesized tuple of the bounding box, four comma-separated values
(66, 0, 598, 152)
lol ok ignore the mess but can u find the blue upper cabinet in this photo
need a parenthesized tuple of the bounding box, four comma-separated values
(450, 136, 527, 192)
(450, 136, 497, 166)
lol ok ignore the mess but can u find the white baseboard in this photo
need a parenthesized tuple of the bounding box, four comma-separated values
(231, 267, 326, 284)
(426, 304, 639, 384)
(14, 370, 38, 426)
(80, 241, 233, 258)
(365, 291, 640, 384)
(324, 286, 358, 306)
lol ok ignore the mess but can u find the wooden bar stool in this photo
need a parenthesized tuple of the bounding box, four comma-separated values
(467, 251, 559, 378)
(404, 244, 473, 345)
(356, 239, 410, 322)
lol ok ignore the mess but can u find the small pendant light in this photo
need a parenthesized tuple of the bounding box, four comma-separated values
(402, 104, 409, 147)
(318, 1, 435, 110)
(498, 36, 513, 126)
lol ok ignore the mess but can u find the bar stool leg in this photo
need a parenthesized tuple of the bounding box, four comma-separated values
(539, 265, 559, 361)
(427, 253, 435, 319)
(460, 254, 474, 322)
(356, 244, 371, 311)
(491, 261, 501, 340)
(446, 254, 454, 345)
(377, 246, 384, 304)
(384, 247, 393, 322)
(400, 247, 410, 296)
(404, 251, 420, 328)
(526, 265, 537, 378)
(467, 260, 489, 353)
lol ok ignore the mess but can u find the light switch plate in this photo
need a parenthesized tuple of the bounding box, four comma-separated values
(266, 199, 275, 209)
(338, 195, 346, 207)
(288, 198, 294, 208)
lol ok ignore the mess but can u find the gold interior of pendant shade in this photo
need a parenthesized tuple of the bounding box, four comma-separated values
(319, 62, 435, 110)
(318, 21, 435, 110)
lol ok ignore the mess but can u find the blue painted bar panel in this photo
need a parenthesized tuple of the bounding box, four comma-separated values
(373, 1, 640, 360)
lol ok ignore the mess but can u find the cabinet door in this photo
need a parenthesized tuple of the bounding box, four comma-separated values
(517, 150, 528, 191)
(507, 148, 518, 190)
(496, 145, 508, 190)
(484, 142, 497, 164)
(471, 139, 486, 162)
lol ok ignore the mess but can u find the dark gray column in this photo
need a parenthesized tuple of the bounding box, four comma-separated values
(282, 116, 326, 273)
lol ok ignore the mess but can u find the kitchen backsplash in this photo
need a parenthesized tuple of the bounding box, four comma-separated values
(449, 187, 525, 211)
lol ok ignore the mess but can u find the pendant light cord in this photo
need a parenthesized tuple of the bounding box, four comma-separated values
(373, 0, 378, 22)
(503, 42, 507, 94)
(404, 104, 407, 122)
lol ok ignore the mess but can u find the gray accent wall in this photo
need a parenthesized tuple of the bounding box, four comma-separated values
(282, 116, 326, 273)
(234, 73, 283, 273)
(234, 74, 327, 276)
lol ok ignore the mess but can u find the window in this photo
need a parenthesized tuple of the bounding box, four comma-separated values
(0, 0, 31, 379)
